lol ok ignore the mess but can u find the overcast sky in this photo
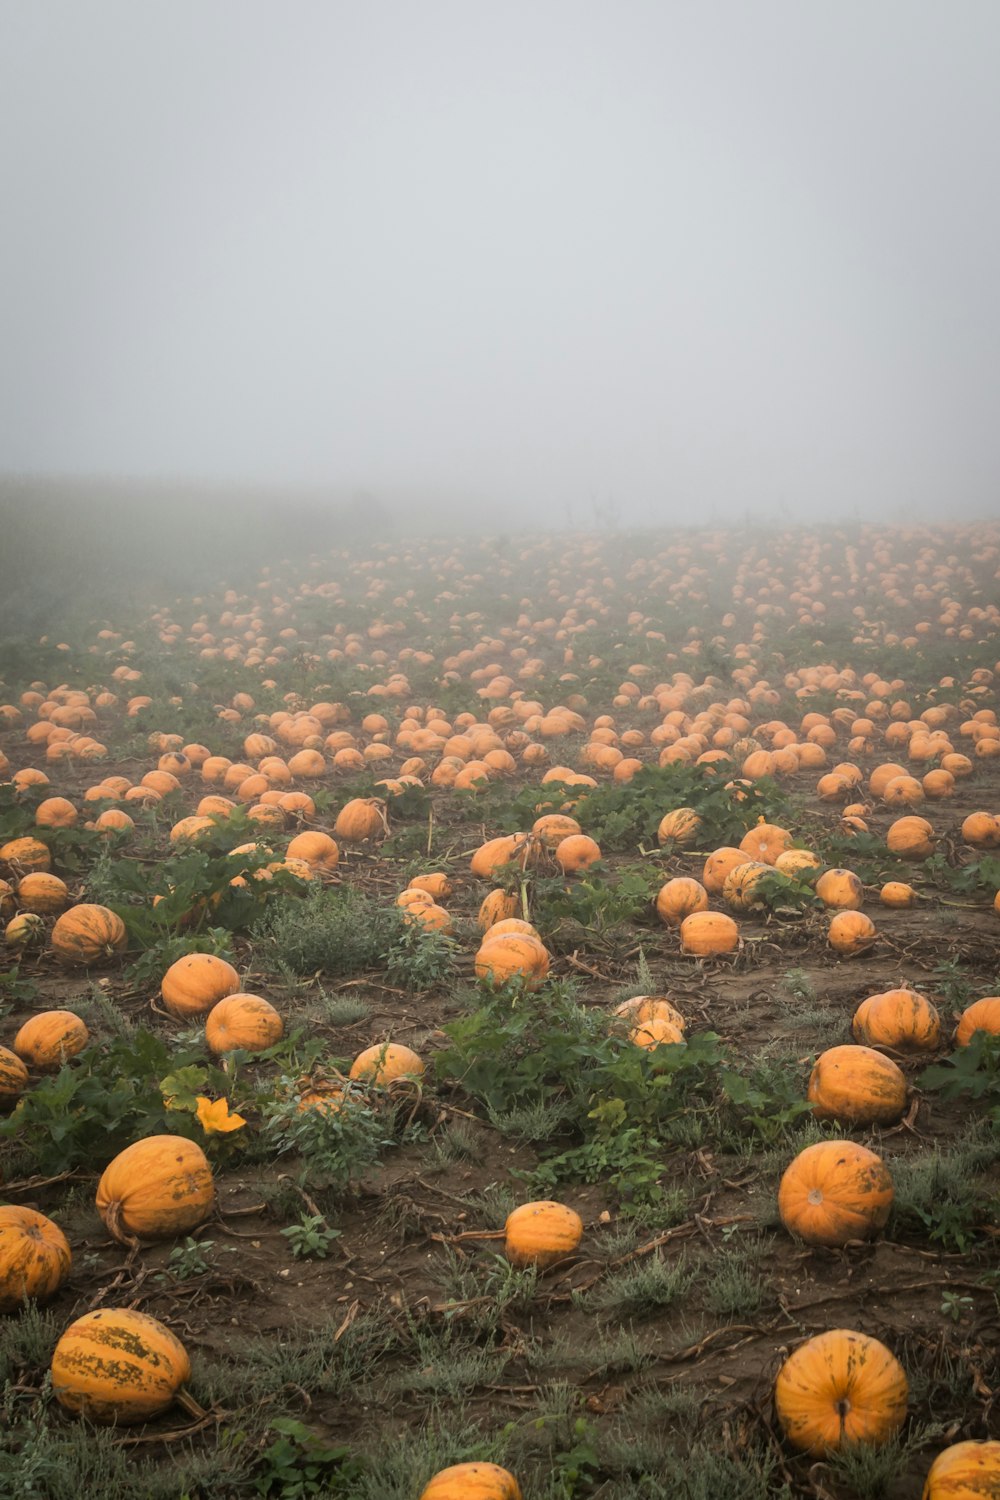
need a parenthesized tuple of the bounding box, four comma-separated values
(1, 1, 998, 524)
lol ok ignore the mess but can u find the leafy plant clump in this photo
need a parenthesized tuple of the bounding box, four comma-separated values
(255, 887, 406, 977)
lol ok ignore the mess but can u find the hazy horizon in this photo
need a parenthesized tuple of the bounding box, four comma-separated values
(3, 1, 999, 525)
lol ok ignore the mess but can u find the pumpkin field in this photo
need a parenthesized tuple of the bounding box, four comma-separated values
(1, 522, 999, 1499)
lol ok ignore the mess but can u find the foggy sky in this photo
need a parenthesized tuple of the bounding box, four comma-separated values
(2, 1, 999, 525)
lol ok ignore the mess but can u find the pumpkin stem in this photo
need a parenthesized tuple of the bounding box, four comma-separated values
(104, 1198, 139, 1252)
(175, 1386, 209, 1420)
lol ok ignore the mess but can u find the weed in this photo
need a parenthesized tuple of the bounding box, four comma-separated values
(826, 1424, 947, 1500)
(889, 1134, 999, 1250)
(719, 1054, 815, 1145)
(385, 921, 457, 990)
(159, 1236, 221, 1281)
(587, 1252, 694, 1316)
(253, 1419, 364, 1496)
(781, 967, 816, 1002)
(255, 886, 404, 977)
(318, 992, 372, 1027)
(701, 1244, 771, 1318)
(280, 1214, 341, 1259)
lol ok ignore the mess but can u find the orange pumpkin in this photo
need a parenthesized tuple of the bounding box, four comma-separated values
(349, 1042, 425, 1084)
(96, 1135, 215, 1244)
(815, 868, 864, 910)
(808, 1044, 907, 1125)
(880, 881, 916, 908)
(505, 1200, 583, 1268)
(475, 932, 550, 989)
(333, 797, 387, 842)
(655, 877, 709, 927)
(0, 1044, 29, 1105)
(470, 833, 530, 879)
(554, 833, 602, 873)
(51, 1308, 192, 1423)
(886, 815, 935, 859)
(955, 997, 1000, 1046)
(775, 1329, 908, 1455)
(419, 1463, 522, 1500)
(14, 1010, 89, 1070)
(50, 904, 127, 966)
(960, 812, 1000, 848)
(778, 1141, 893, 1247)
(628, 1015, 684, 1050)
(851, 989, 941, 1052)
(0, 1206, 72, 1311)
(205, 993, 284, 1054)
(614, 995, 686, 1032)
(657, 807, 702, 847)
(679, 910, 739, 956)
(738, 822, 794, 865)
(828, 910, 877, 955)
(0, 836, 52, 874)
(922, 1441, 1000, 1499)
(722, 860, 773, 912)
(161, 953, 241, 1019)
(702, 846, 748, 894)
(285, 831, 340, 870)
(477, 888, 519, 931)
(15, 872, 69, 915)
(408, 872, 452, 901)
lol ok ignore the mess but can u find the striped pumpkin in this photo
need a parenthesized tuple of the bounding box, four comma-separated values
(96, 1135, 214, 1245)
(51, 1308, 192, 1423)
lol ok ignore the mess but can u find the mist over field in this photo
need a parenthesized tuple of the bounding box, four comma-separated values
(2, 0, 999, 562)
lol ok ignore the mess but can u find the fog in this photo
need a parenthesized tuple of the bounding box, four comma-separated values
(2, 0, 999, 527)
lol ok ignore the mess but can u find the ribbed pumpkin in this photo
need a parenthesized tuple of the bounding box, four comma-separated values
(722, 860, 772, 912)
(333, 797, 386, 842)
(14, 1010, 89, 1070)
(554, 833, 602, 873)
(774, 1329, 908, 1455)
(16, 872, 69, 915)
(955, 997, 1000, 1046)
(738, 822, 794, 865)
(679, 910, 739, 956)
(505, 1200, 583, 1268)
(657, 807, 702, 847)
(702, 845, 748, 894)
(161, 953, 241, 1019)
(655, 877, 709, 927)
(51, 1308, 192, 1423)
(828, 910, 877, 955)
(470, 833, 530, 879)
(205, 993, 284, 1055)
(50, 904, 127, 966)
(0, 836, 51, 874)
(880, 881, 916, 908)
(477, 888, 519, 931)
(852, 989, 941, 1052)
(614, 995, 686, 1033)
(531, 813, 582, 848)
(778, 1141, 893, 1247)
(419, 1463, 522, 1500)
(285, 831, 340, 870)
(0, 1044, 29, 1104)
(628, 1015, 684, 1050)
(0, 1206, 72, 1311)
(96, 1135, 215, 1245)
(5, 912, 45, 949)
(0, 878, 14, 918)
(349, 1042, 425, 1085)
(475, 932, 550, 990)
(815, 868, 864, 910)
(808, 1045, 907, 1125)
(886, 815, 935, 859)
(922, 1440, 1000, 1499)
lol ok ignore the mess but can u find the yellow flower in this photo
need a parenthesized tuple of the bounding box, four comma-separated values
(195, 1096, 247, 1135)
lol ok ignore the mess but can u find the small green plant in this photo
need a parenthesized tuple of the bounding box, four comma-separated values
(159, 1236, 219, 1280)
(720, 1056, 815, 1144)
(253, 1417, 363, 1496)
(255, 887, 404, 977)
(781, 968, 815, 1002)
(385, 922, 457, 991)
(264, 1087, 391, 1197)
(940, 1290, 974, 1324)
(280, 1214, 342, 1260)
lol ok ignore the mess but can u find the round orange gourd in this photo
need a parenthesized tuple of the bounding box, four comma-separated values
(0, 837, 51, 874)
(828, 910, 877, 955)
(14, 1010, 89, 1070)
(778, 1141, 893, 1247)
(655, 877, 708, 927)
(475, 932, 550, 989)
(333, 797, 386, 841)
(504, 1200, 583, 1268)
(470, 833, 530, 879)
(285, 832, 340, 870)
(50, 904, 127, 966)
(349, 1042, 425, 1084)
(161, 953, 241, 1019)
(205, 993, 284, 1054)
(808, 1044, 907, 1125)
(702, 846, 748, 894)
(531, 813, 582, 848)
(657, 807, 702, 847)
(922, 1440, 1000, 1499)
(0, 1206, 72, 1311)
(851, 989, 941, 1052)
(679, 910, 739, 955)
(34, 796, 79, 828)
(955, 997, 1000, 1046)
(628, 1015, 684, 1050)
(477, 888, 519, 930)
(815, 868, 864, 910)
(774, 1329, 908, 1455)
(614, 995, 686, 1032)
(96, 1135, 214, 1244)
(880, 881, 916, 908)
(408, 872, 452, 901)
(554, 834, 602, 873)
(15, 872, 69, 915)
(886, 815, 935, 859)
(960, 812, 1000, 848)
(51, 1308, 192, 1423)
(722, 860, 773, 912)
(738, 822, 794, 865)
(0, 1044, 29, 1105)
(419, 1462, 522, 1500)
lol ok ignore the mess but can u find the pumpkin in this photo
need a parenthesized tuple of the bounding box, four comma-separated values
(419, 1462, 522, 1500)
(655, 877, 709, 927)
(774, 1329, 908, 1455)
(880, 881, 916, 908)
(679, 910, 739, 956)
(531, 813, 582, 848)
(808, 1044, 907, 1125)
(478, 888, 519, 931)
(960, 812, 1000, 848)
(922, 1440, 1000, 1499)
(14, 1010, 89, 1070)
(349, 1042, 425, 1084)
(470, 833, 530, 879)
(775, 848, 822, 880)
(738, 822, 794, 864)
(475, 932, 550, 989)
(408, 872, 452, 901)
(5, 912, 45, 949)
(51, 1308, 192, 1423)
(333, 797, 386, 842)
(628, 1015, 684, 1050)
(50, 904, 127, 966)
(702, 845, 749, 893)
(554, 833, 602, 873)
(403, 901, 452, 933)
(16, 872, 69, 915)
(34, 795, 79, 827)
(397, 887, 434, 910)
(285, 831, 340, 870)
(0, 1205, 72, 1311)
(955, 997, 1000, 1046)
(0, 878, 14, 918)
(614, 995, 686, 1032)
(656, 808, 702, 847)
(828, 910, 877, 955)
(505, 1200, 583, 1268)
(778, 1141, 893, 1247)
(205, 993, 284, 1054)
(96, 1135, 215, 1244)
(723, 860, 773, 912)
(0, 836, 52, 874)
(161, 953, 241, 1019)
(815, 868, 864, 910)
(852, 989, 941, 1052)
(0, 1044, 29, 1105)
(886, 815, 935, 859)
